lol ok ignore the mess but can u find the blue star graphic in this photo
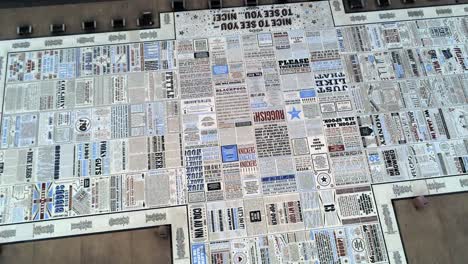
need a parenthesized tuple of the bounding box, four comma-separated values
(288, 107, 301, 120)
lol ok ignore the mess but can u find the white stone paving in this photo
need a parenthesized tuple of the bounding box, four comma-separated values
(0, 3, 467, 264)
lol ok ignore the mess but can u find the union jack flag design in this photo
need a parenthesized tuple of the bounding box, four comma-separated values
(32, 182, 54, 220)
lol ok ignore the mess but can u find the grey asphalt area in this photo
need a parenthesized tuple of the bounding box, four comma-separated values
(0, 226, 173, 264)
(0, 0, 119, 9)
(0, 0, 286, 40)
(394, 193, 468, 264)
(0, 0, 171, 40)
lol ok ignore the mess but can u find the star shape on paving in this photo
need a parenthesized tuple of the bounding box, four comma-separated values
(321, 175, 328, 183)
(288, 107, 301, 120)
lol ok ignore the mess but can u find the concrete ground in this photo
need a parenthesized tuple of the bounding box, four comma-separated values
(0, 226, 172, 264)
(0, 0, 303, 40)
(393, 193, 468, 264)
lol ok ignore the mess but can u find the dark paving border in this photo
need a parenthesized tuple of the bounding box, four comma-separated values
(343, 0, 468, 14)
(0, 0, 120, 9)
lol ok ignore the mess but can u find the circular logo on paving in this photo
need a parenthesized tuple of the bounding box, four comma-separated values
(439, 142, 450, 152)
(75, 118, 91, 132)
(317, 173, 331, 187)
(352, 238, 365, 252)
(233, 252, 247, 264)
